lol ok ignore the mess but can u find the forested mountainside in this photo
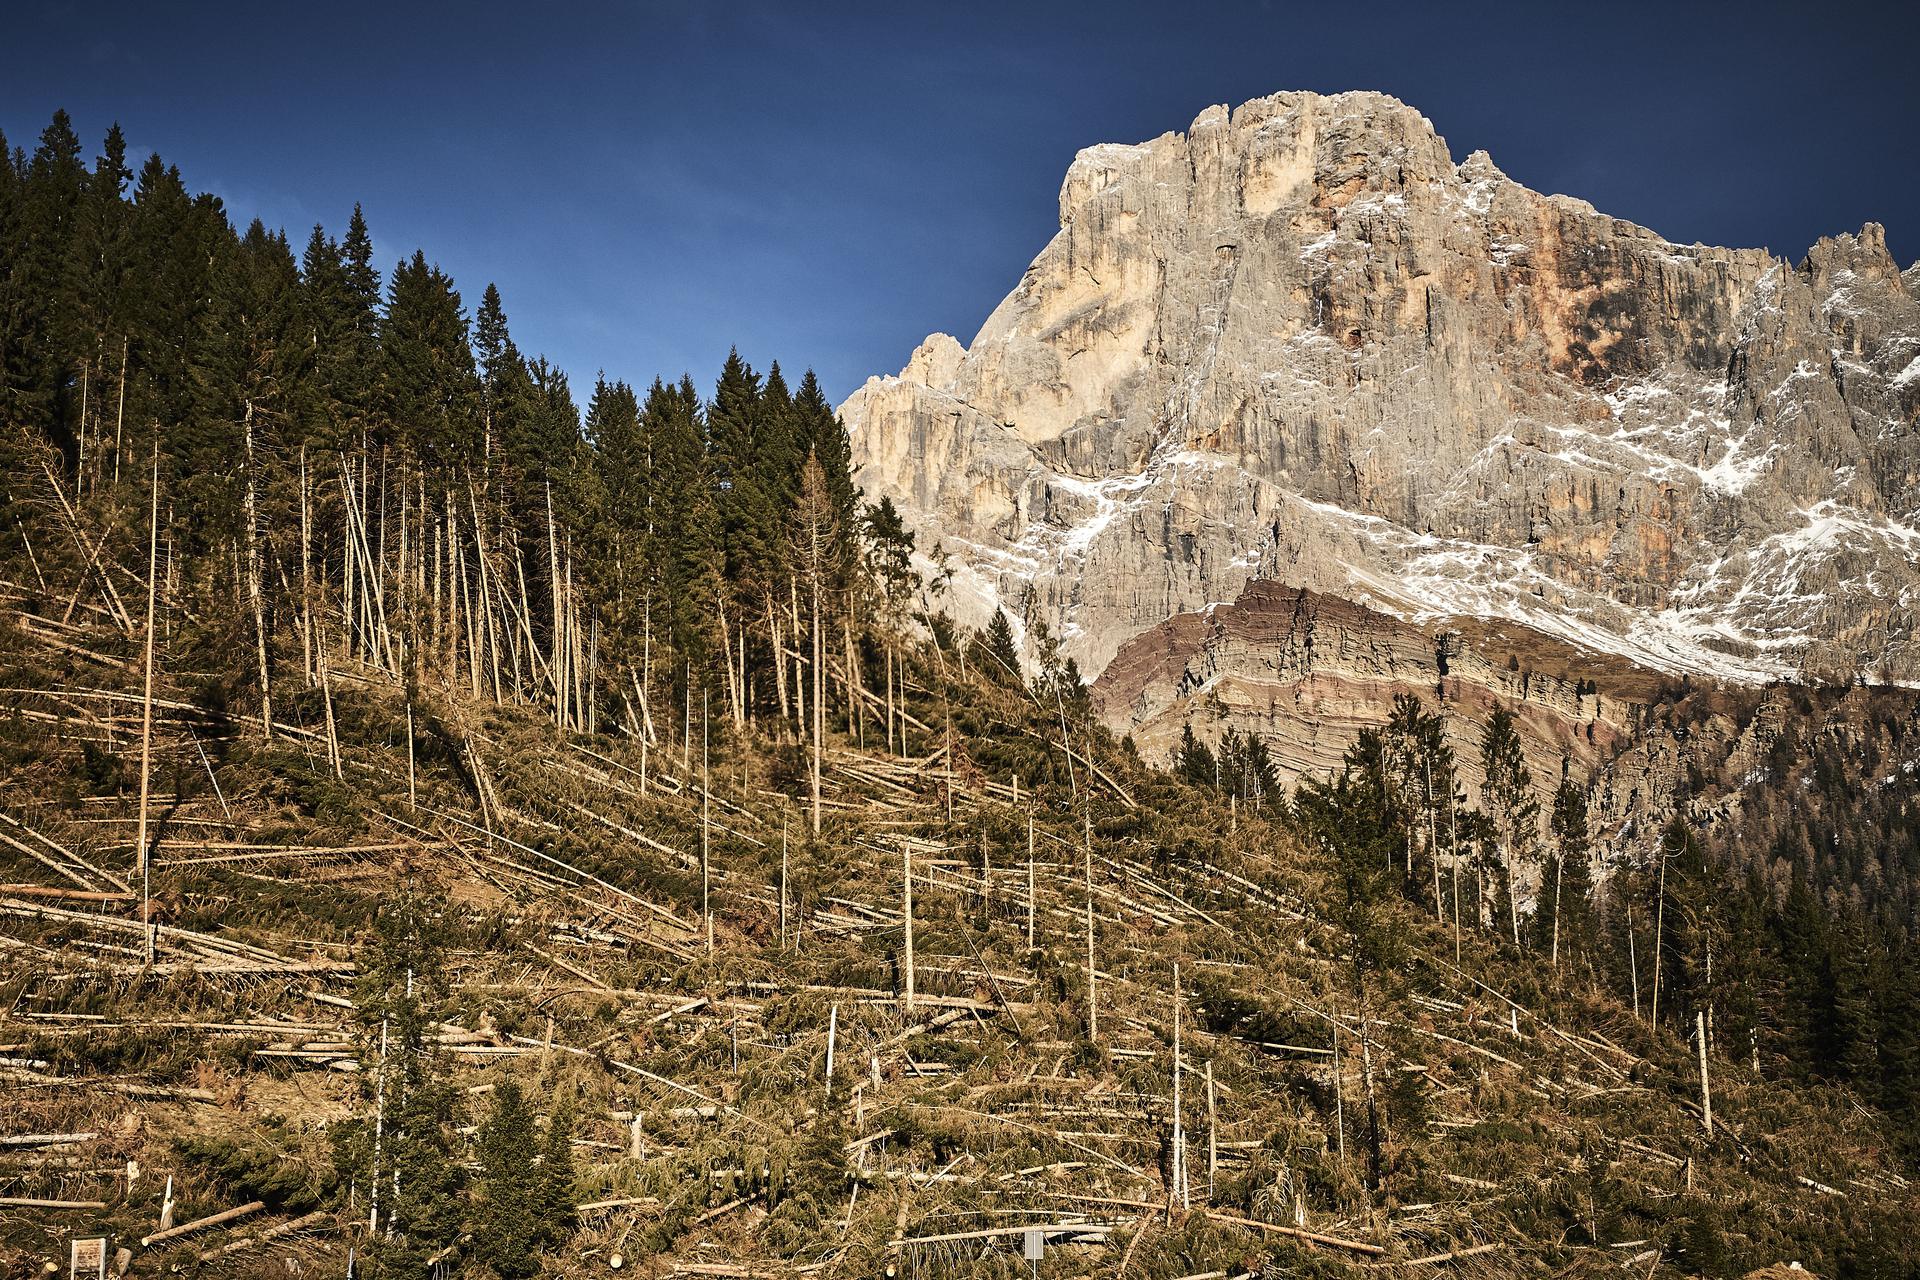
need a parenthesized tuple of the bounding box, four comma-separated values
(1, 110, 1917, 1280)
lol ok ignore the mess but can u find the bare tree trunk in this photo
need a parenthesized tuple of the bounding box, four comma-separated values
(767, 596, 790, 731)
(1172, 963, 1187, 1209)
(811, 564, 823, 839)
(77, 358, 89, 491)
(1696, 1010, 1713, 1137)
(1504, 835, 1521, 947)
(1205, 1060, 1217, 1203)
(1450, 804, 1461, 968)
(298, 447, 313, 684)
(1651, 852, 1667, 1030)
(717, 604, 741, 728)
(241, 402, 273, 738)
(1026, 811, 1037, 952)
(844, 602, 863, 747)
(1084, 813, 1097, 1041)
(1356, 1007, 1385, 1194)
(1427, 756, 1441, 920)
(1550, 852, 1564, 973)
(1331, 1021, 1344, 1165)
(1627, 900, 1642, 1020)
(701, 691, 713, 954)
(546, 484, 565, 727)
(112, 337, 127, 486)
(317, 631, 343, 781)
(135, 447, 160, 965)
(901, 838, 915, 1014)
(824, 1003, 837, 1103)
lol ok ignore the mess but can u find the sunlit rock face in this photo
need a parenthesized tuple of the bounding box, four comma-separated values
(840, 90, 1920, 699)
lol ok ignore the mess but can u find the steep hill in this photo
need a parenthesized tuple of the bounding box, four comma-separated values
(2, 560, 1916, 1279)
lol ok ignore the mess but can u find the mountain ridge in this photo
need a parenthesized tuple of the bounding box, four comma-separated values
(840, 89, 1920, 693)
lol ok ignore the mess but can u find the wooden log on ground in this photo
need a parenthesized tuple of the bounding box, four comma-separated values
(1201, 1210, 1386, 1256)
(0, 1132, 97, 1147)
(196, 1209, 332, 1261)
(141, 1199, 265, 1247)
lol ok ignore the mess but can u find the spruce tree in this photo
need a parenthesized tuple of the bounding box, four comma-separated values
(380, 250, 479, 467)
(68, 123, 133, 476)
(536, 1095, 577, 1236)
(472, 1082, 542, 1279)
(1538, 772, 1593, 970)
(974, 608, 1020, 682)
(1175, 724, 1216, 791)
(340, 886, 464, 1276)
(1479, 707, 1537, 946)
(4, 112, 86, 435)
(794, 369, 859, 572)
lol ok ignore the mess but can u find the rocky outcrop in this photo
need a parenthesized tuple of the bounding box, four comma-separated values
(842, 90, 1920, 689)
(1092, 581, 1642, 803)
(1092, 579, 1920, 868)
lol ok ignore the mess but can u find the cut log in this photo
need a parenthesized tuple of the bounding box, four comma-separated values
(141, 1199, 265, 1247)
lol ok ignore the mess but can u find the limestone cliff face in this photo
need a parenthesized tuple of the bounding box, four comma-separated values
(841, 90, 1920, 689)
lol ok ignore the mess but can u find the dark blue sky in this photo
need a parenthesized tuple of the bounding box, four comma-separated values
(9, 1, 1916, 404)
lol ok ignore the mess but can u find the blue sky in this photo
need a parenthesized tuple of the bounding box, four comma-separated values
(7, 0, 1916, 404)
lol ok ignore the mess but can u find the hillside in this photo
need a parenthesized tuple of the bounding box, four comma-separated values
(2, 548, 1916, 1279)
(0, 108, 1916, 1280)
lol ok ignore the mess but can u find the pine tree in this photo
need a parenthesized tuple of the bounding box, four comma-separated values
(472, 1081, 542, 1279)
(973, 608, 1020, 682)
(1175, 723, 1217, 791)
(1479, 707, 1537, 946)
(339, 886, 464, 1276)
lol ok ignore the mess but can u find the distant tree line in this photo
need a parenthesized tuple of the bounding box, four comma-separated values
(1214, 690, 1920, 1159)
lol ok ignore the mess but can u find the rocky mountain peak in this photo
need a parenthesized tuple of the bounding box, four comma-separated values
(841, 89, 1920, 695)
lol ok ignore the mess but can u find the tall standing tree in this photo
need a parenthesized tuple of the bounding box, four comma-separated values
(1538, 769, 1594, 974)
(380, 250, 478, 467)
(0, 112, 86, 438)
(1479, 707, 1537, 946)
(339, 886, 465, 1276)
(1383, 694, 1454, 915)
(1174, 724, 1217, 791)
(973, 608, 1020, 682)
(793, 449, 842, 835)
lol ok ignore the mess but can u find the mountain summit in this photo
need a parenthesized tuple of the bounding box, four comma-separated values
(841, 90, 1920, 688)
